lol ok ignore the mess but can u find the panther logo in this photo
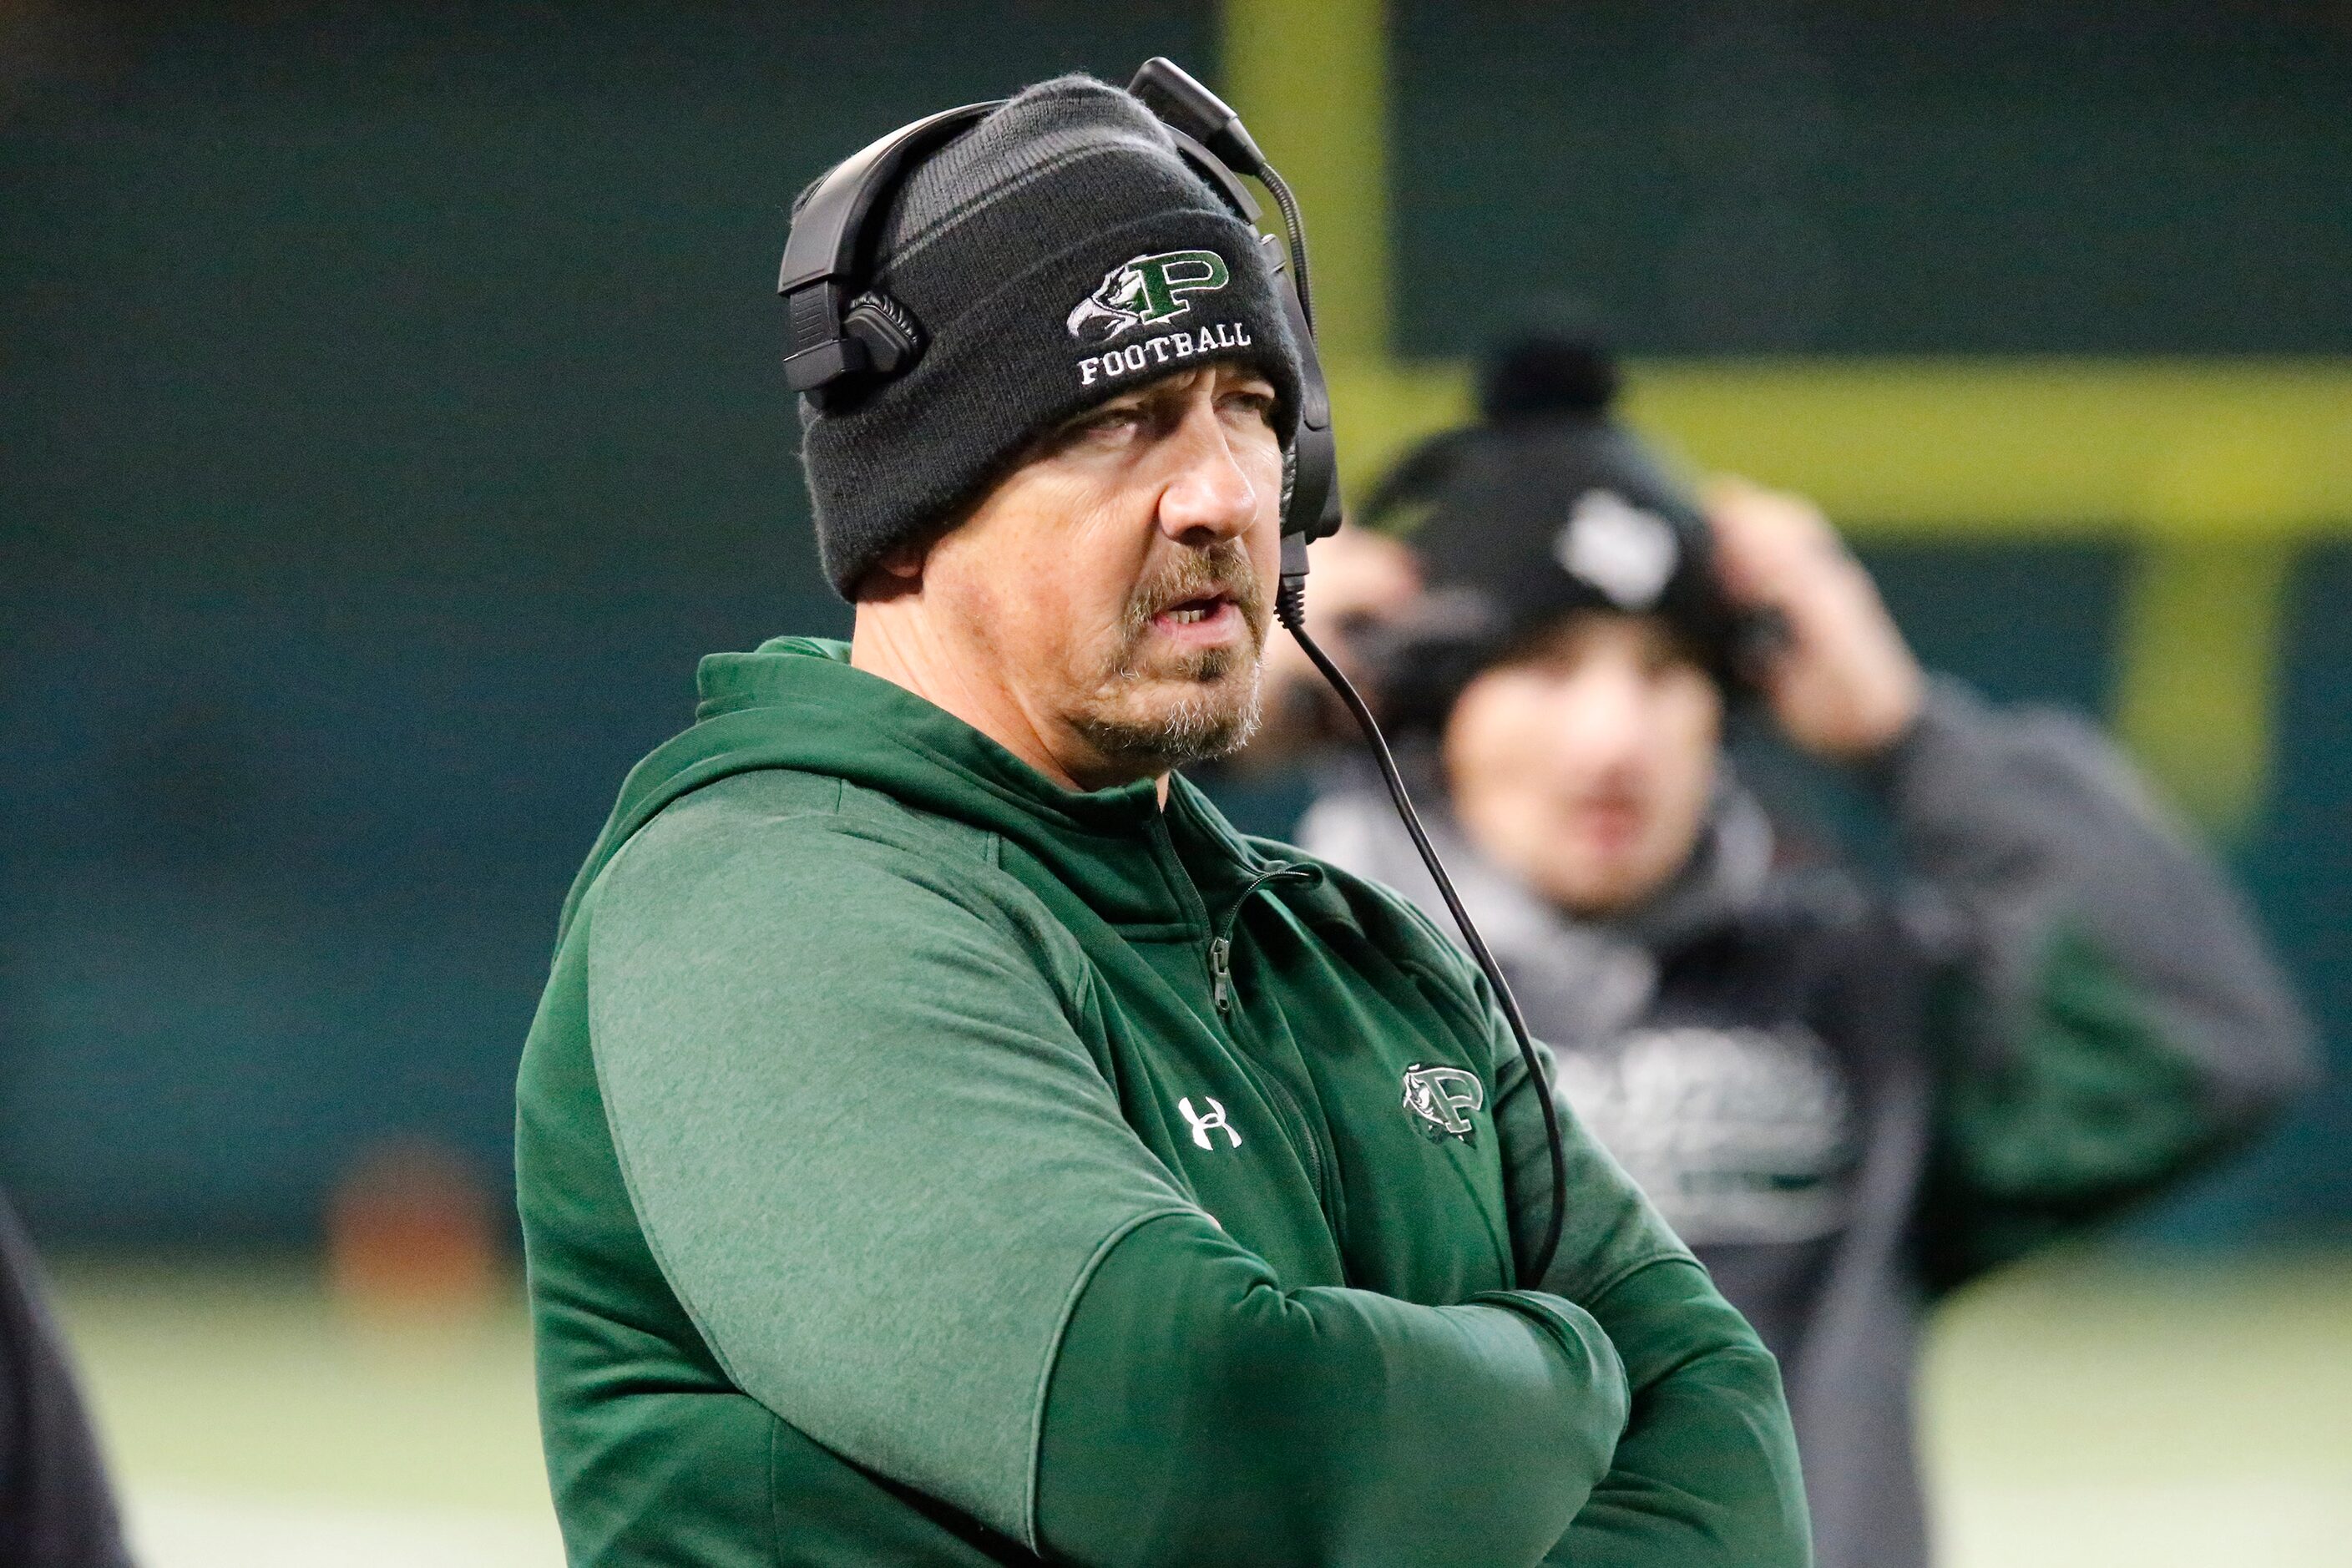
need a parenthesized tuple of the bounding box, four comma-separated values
(1401, 1064, 1485, 1144)
(1065, 249, 1231, 343)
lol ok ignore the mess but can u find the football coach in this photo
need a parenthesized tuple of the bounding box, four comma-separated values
(517, 73, 1808, 1567)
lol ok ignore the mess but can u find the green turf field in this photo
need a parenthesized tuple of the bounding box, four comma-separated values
(51, 1249, 2351, 1567)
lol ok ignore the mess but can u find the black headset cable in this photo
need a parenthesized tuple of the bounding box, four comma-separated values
(1274, 581, 1569, 1289)
(1255, 164, 1316, 333)
(1243, 61, 1568, 1289)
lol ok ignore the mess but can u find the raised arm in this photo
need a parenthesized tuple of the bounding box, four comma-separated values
(1707, 478, 2314, 1281)
(1875, 680, 2319, 1281)
(588, 801, 1635, 1565)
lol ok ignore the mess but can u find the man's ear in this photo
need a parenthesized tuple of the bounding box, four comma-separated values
(852, 536, 929, 603)
(877, 536, 928, 581)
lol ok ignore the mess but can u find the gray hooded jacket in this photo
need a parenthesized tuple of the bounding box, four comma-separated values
(1297, 678, 2315, 1568)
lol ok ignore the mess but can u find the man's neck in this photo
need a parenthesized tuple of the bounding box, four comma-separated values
(849, 604, 1168, 804)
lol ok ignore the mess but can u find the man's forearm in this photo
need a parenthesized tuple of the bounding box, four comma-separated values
(1545, 1258, 1811, 1567)
(1038, 1212, 1631, 1568)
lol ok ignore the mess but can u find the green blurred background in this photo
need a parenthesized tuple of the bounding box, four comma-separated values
(3, 2, 2346, 1562)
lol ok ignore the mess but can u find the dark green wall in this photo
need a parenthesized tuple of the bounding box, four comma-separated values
(0, 2, 1215, 1241)
(2, 3, 2341, 1245)
(1394, 2, 2352, 353)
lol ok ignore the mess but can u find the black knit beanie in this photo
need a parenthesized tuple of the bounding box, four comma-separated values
(797, 74, 1306, 599)
(1358, 331, 1748, 732)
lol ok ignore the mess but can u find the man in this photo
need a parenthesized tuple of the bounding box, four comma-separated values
(515, 79, 1809, 1566)
(1293, 332, 2318, 1568)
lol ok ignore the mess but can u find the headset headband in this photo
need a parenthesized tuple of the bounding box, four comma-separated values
(776, 59, 1341, 544)
(777, 101, 995, 394)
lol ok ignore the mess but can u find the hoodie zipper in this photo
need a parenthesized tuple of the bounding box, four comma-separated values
(1206, 863, 1338, 1218)
(1210, 863, 1316, 1015)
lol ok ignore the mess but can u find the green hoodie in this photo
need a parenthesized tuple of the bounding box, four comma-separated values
(516, 636, 1808, 1567)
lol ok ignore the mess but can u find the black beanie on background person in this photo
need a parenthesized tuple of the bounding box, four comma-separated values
(796, 74, 1306, 599)
(1358, 331, 1748, 730)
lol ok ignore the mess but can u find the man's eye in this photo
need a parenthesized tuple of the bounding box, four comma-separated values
(1077, 407, 1145, 439)
(1221, 390, 1277, 422)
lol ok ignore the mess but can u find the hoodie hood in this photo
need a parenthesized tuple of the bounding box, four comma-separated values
(557, 636, 1292, 949)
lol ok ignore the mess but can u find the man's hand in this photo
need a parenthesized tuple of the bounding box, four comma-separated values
(1706, 476, 1924, 761)
(1275, 525, 1422, 689)
(1244, 527, 1423, 766)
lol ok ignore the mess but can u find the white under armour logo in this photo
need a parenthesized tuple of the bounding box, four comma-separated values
(1178, 1095, 1241, 1151)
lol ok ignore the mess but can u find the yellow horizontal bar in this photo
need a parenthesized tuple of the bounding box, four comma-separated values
(2114, 537, 2291, 837)
(1328, 358, 2352, 539)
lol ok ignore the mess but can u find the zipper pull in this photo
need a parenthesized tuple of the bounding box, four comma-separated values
(1209, 936, 1233, 1014)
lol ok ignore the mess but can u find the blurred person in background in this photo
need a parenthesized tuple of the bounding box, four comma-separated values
(1287, 331, 2319, 1568)
(0, 1192, 134, 1565)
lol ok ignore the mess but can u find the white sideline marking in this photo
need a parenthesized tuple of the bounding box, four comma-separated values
(125, 1488, 564, 1568)
(1941, 1479, 2349, 1568)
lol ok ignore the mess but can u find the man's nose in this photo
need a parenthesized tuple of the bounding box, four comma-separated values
(1155, 406, 1262, 547)
(1551, 668, 1649, 765)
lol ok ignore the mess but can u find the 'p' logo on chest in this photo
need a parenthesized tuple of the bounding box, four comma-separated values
(1400, 1065, 1485, 1144)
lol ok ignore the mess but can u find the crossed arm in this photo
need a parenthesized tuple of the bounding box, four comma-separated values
(1038, 1029, 1810, 1568)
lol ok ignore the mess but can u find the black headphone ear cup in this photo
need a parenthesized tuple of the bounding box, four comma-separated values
(1730, 605, 1791, 691)
(841, 292, 923, 377)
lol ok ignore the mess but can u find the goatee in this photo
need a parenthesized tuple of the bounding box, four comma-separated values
(1071, 541, 1270, 773)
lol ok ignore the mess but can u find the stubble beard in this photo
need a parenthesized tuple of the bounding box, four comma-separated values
(1068, 541, 1269, 777)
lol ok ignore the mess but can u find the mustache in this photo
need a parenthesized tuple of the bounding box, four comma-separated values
(1120, 541, 1268, 635)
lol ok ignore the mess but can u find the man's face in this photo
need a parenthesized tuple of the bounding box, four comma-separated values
(1442, 614, 1722, 918)
(907, 362, 1284, 788)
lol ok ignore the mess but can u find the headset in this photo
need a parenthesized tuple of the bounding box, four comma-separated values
(778, 58, 1569, 1289)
